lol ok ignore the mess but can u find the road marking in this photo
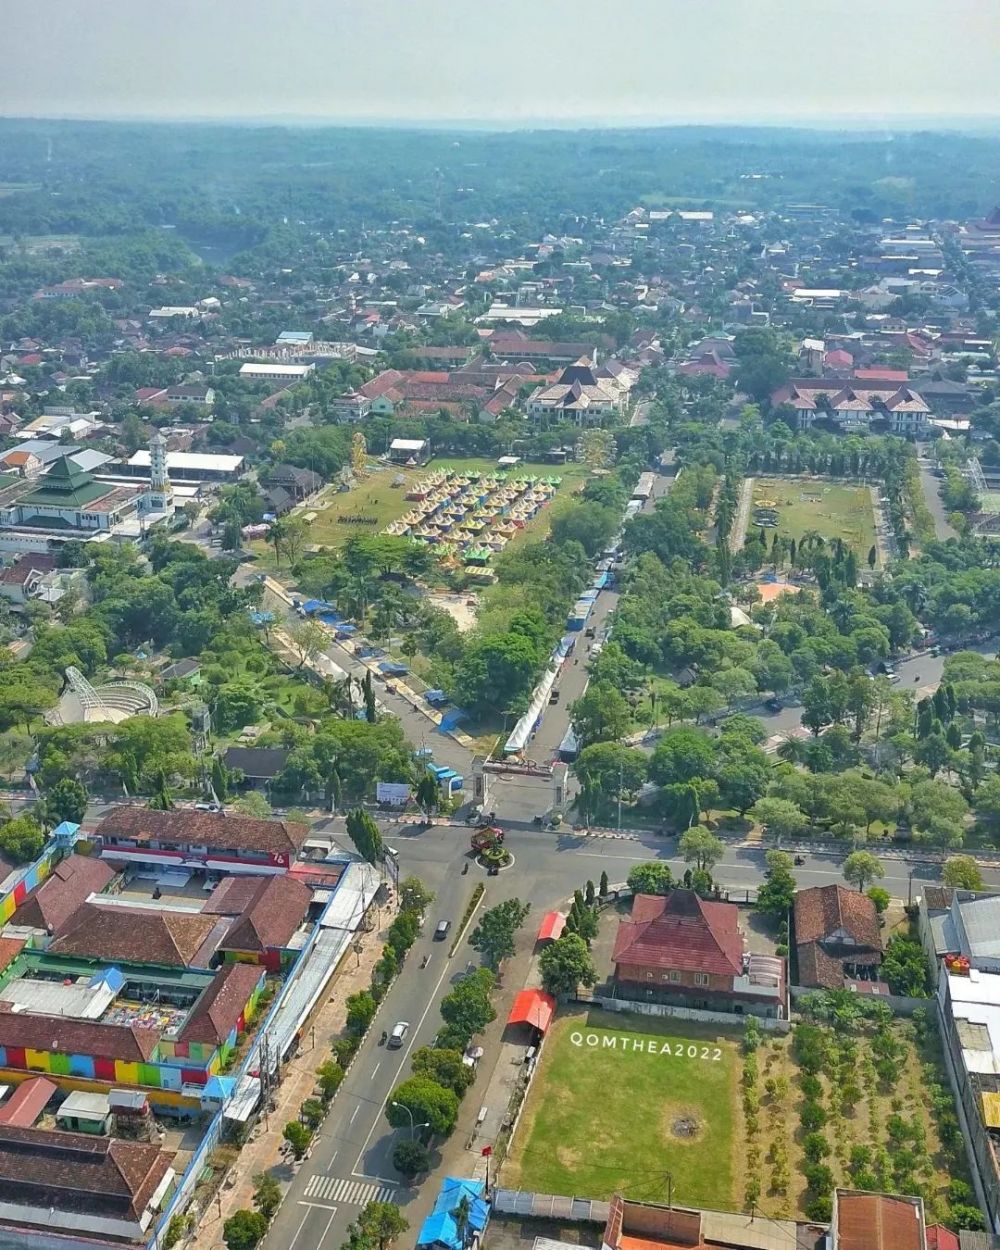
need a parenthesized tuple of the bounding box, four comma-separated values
(370, 1061, 380, 1079)
(349, 1103, 361, 1124)
(353, 937, 463, 1174)
(304, 1175, 397, 1205)
(288, 1207, 313, 1250)
(296, 1200, 339, 1211)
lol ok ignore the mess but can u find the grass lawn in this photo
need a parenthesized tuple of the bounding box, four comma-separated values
(293, 456, 589, 555)
(505, 1009, 740, 1208)
(751, 478, 876, 555)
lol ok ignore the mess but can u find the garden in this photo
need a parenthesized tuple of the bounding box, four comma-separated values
(741, 993, 979, 1227)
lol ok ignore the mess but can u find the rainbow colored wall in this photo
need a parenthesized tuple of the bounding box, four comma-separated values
(0, 844, 60, 926)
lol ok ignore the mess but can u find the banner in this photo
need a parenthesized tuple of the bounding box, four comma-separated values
(376, 782, 411, 806)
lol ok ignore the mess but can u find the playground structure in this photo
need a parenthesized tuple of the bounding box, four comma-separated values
(49, 666, 159, 726)
(383, 469, 559, 574)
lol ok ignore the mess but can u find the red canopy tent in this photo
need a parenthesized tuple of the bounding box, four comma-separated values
(537, 911, 566, 944)
(507, 988, 556, 1033)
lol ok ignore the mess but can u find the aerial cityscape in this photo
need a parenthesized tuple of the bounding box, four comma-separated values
(3, 6, 1000, 1250)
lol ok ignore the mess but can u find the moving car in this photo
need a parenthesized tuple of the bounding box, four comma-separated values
(388, 1021, 410, 1049)
(434, 920, 452, 940)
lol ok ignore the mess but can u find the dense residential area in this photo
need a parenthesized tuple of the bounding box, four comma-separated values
(4, 112, 1000, 1250)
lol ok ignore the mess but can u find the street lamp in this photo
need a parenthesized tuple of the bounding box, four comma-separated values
(389, 1101, 430, 1140)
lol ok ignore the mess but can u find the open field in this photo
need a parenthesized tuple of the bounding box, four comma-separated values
(979, 490, 1000, 515)
(749, 477, 876, 554)
(504, 1009, 740, 1209)
(296, 456, 589, 554)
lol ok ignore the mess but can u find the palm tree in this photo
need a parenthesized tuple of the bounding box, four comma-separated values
(452, 1196, 472, 1250)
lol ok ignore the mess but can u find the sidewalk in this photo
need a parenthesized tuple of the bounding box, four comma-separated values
(191, 909, 393, 1250)
(402, 930, 541, 1233)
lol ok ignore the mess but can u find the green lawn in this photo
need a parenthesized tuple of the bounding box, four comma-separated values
(296, 456, 589, 554)
(751, 478, 876, 554)
(505, 1009, 740, 1208)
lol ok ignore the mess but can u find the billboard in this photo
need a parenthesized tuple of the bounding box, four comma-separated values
(376, 782, 411, 807)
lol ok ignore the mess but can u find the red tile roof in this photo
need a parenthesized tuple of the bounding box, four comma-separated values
(0, 1076, 57, 1126)
(794, 885, 880, 949)
(537, 911, 566, 943)
(50, 903, 220, 968)
(0, 1011, 160, 1062)
(613, 890, 743, 976)
(95, 806, 309, 857)
(219, 874, 311, 953)
(11, 854, 115, 932)
(179, 963, 263, 1045)
(835, 1191, 924, 1250)
(0, 1124, 174, 1223)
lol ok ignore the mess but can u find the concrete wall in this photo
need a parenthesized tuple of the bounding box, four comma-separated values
(588, 996, 790, 1032)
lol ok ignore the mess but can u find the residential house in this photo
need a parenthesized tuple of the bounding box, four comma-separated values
(216, 874, 312, 972)
(48, 904, 224, 970)
(793, 884, 884, 991)
(222, 746, 291, 789)
(9, 854, 115, 932)
(611, 890, 786, 1017)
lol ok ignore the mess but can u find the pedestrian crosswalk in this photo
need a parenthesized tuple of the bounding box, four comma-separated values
(303, 1174, 397, 1206)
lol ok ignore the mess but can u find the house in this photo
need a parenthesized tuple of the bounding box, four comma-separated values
(388, 438, 430, 466)
(0, 1125, 174, 1242)
(94, 806, 310, 874)
(526, 359, 622, 426)
(416, 1177, 489, 1250)
(164, 383, 215, 407)
(265, 464, 323, 499)
(611, 890, 785, 1017)
(793, 884, 883, 990)
(222, 746, 290, 787)
(158, 658, 201, 684)
(919, 887, 1000, 983)
(238, 362, 314, 382)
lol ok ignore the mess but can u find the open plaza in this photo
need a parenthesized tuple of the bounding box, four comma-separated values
(746, 477, 877, 554)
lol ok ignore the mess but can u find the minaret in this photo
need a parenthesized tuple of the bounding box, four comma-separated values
(148, 431, 174, 514)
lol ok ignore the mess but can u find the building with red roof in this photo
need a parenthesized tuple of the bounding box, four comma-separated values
(537, 911, 566, 944)
(612, 890, 785, 1018)
(507, 989, 556, 1035)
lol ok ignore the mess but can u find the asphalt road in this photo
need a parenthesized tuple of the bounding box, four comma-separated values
(915, 449, 959, 542)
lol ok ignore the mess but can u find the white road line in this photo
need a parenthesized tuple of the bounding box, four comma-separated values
(287, 1208, 312, 1250)
(296, 1200, 339, 1212)
(349, 1103, 361, 1124)
(353, 913, 475, 1174)
(370, 1061, 380, 1079)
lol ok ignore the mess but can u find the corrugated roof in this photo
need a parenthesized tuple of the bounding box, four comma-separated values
(613, 890, 743, 976)
(507, 989, 556, 1032)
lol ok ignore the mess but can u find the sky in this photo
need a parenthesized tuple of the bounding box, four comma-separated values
(5, 0, 1000, 127)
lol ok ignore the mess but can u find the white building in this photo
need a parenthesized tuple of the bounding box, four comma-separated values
(239, 362, 315, 382)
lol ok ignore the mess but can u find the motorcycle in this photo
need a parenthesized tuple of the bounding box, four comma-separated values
(794, 855, 805, 866)
(421, 955, 429, 968)
(462, 862, 469, 874)
(379, 1030, 387, 1046)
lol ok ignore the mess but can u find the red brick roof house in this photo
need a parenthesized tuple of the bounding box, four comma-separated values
(50, 904, 223, 969)
(793, 884, 883, 990)
(612, 890, 785, 1018)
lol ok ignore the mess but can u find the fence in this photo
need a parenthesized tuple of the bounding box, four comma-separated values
(587, 996, 790, 1033)
(788, 984, 931, 1016)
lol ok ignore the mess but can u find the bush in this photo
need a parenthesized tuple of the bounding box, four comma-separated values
(316, 1059, 345, 1103)
(346, 990, 377, 1037)
(163, 1214, 191, 1250)
(799, 1074, 822, 1100)
(333, 1037, 359, 1069)
(803, 1132, 831, 1163)
(252, 1172, 282, 1220)
(282, 1121, 312, 1160)
(803, 1162, 834, 1195)
(223, 1210, 268, 1250)
(805, 1196, 833, 1222)
(300, 1098, 325, 1130)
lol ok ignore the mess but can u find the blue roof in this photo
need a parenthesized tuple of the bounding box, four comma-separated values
(202, 1075, 237, 1101)
(89, 966, 125, 992)
(417, 1178, 489, 1250)
(52, 821, 80, 839)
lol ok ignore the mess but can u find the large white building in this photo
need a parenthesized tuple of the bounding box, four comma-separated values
(238, 362, 315, 382)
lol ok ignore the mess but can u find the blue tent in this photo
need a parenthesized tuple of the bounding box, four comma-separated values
(417, 1178, 489, 1250)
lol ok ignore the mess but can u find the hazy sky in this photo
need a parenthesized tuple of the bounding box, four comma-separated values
(5, 0, 1000, 126)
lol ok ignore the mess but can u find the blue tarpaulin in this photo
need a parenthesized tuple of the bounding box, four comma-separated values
(425, 689, 448, 706)
(417, 1178, 489, 1250)
(378, 661, 409, 675)
(301, 599, 336, 615)
(439, 708, 467, 730)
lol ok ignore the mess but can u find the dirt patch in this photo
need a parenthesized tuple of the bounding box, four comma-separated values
(661, 1102, 704, 1146)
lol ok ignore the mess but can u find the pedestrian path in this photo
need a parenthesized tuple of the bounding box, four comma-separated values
(302, 1174, 397, 1206)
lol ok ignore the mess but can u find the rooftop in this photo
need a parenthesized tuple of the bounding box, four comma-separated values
(50, 902, 221, 968)
(613, 890, 744, 976)
(95, 806, 310, 857)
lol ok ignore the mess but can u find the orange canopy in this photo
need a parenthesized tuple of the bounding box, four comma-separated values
(507, 989, 556, 1033)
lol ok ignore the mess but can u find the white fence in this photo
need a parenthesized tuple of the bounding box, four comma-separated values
(588, 996, 790, 1033)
